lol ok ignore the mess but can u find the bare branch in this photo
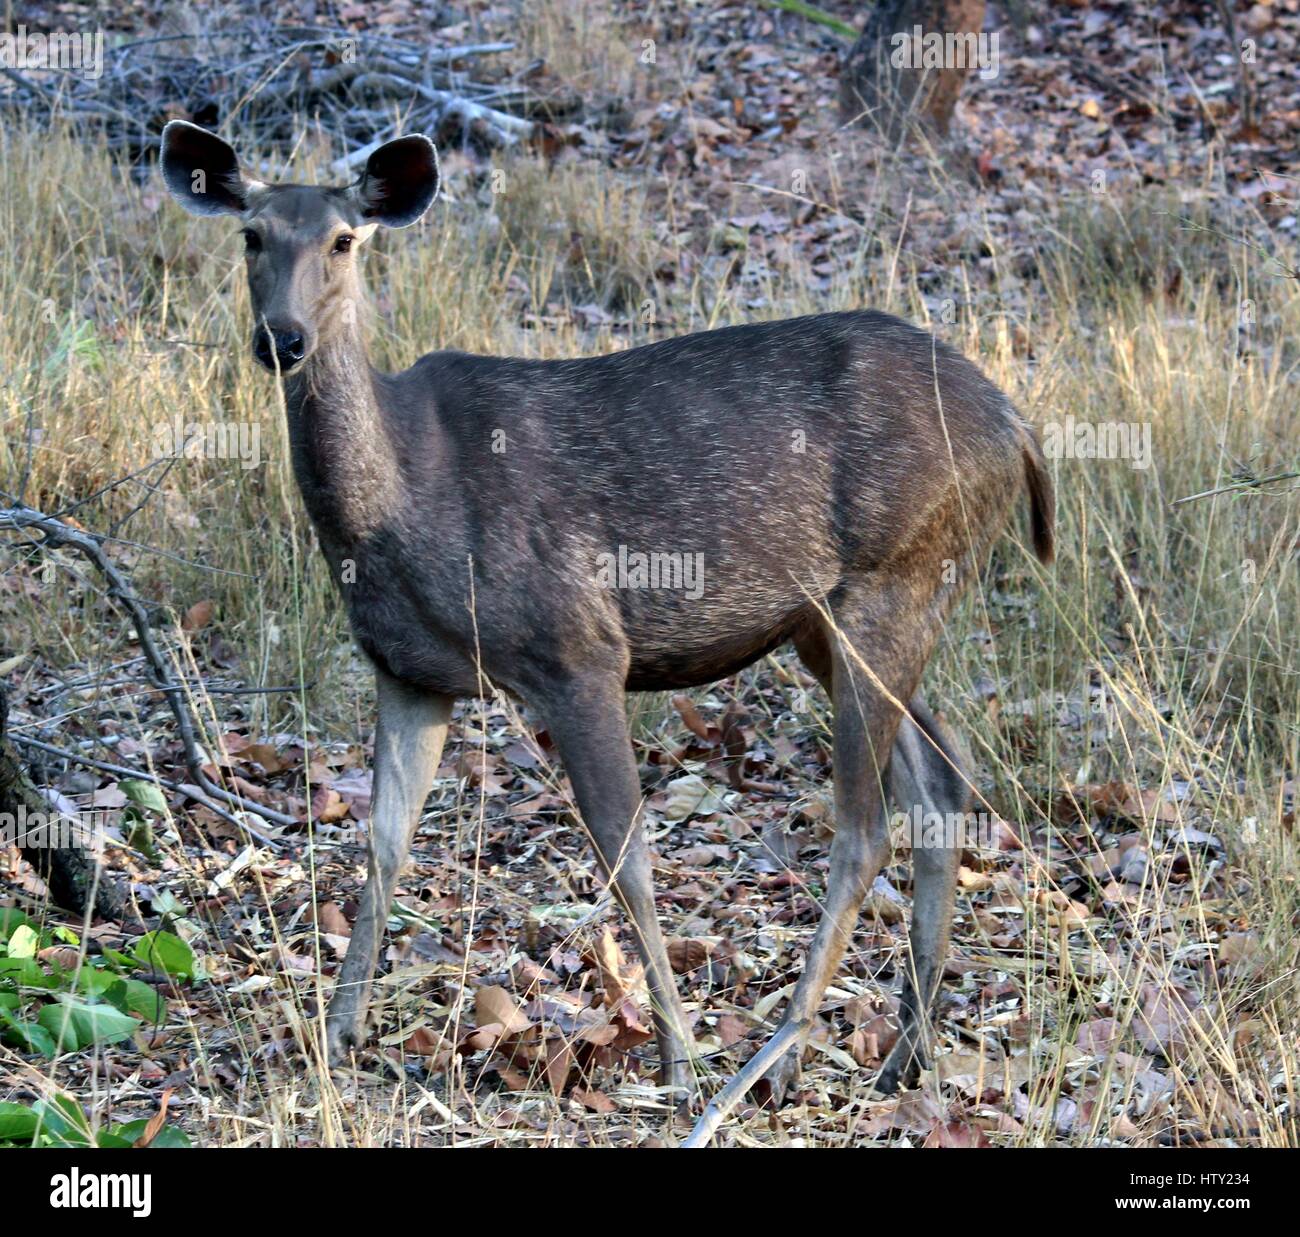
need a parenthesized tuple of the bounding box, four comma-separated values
(0, 501, 296, 837)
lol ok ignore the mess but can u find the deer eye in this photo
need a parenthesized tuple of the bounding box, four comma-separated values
(333, 234, 354, 254)
(241, 228, 261, 254)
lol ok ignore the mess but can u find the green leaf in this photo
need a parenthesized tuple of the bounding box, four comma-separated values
(0, 1102, 39, 1143)
(0, 1008, 58, 1057)
(31, 1096, 94, 1146)
(7, 924, 38, 959)
(757, 0, 856, 40)
(0, 1094, 95, 1146)
(0, 993, 19, 1011)
(102, 947, 140, 972)
(105, 978, 166, 1023)
(72, 966, 120, 997)
(0, 956, 57, 990)
(132, 931, 195, 981)
(37, 996, 141, 1051)
(120, 779, 169, 814)
(126, 814, 157, 859)
(44, 318, 104, 375)
(0, 909, 37, 943)
(105, 1119, 191, 1148)
(149, 888, 185, 917)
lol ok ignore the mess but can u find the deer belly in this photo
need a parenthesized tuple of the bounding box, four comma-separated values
(619, 580, 809, 690)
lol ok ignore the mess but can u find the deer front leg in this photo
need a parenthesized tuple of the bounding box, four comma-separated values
(536, 674, 695, 1096)
(325, 671, 452, 1066)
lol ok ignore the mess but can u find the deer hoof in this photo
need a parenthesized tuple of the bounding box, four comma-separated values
(875, 1043, 923, 1095)
(324, 1012, 365, 1067)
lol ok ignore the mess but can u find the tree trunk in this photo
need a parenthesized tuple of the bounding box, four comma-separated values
(0, 686, 125, 921)
(840, 0, 987, 141)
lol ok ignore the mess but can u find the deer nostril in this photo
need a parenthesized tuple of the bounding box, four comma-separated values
(252, 326, 306, 371)
(270, 329, 305, 364)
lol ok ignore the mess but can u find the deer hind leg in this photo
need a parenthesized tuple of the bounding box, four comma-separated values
(325, 671, 451, 1066)
(753, 599, 930, 1104)
(876, 693, 968, 1093)
(533, 671, 694, 1095)
(790, 620, 964, 1092)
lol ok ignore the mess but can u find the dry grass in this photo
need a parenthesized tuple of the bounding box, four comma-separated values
(0, 114, 1296, 1146)
(516, 0, 646, 101)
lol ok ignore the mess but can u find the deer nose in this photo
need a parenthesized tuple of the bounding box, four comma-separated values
(254, 325, 306, 371)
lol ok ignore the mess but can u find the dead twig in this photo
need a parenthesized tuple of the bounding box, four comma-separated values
(9, 734, 285, 850)
(1172, 470, 1300, 506)
(0, 501, 294, 840)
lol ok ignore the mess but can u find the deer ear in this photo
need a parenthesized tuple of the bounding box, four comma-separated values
(160, 121, 259, 217)
(351, 135, 439, 228)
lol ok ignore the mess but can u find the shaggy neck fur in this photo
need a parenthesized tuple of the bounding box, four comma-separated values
(282, 279, 403, 549)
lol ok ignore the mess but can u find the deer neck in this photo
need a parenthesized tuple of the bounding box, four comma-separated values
(283, 315, 403, 553)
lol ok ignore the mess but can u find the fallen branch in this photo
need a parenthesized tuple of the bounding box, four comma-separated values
(352, 72, 534, 133)
(0, 502, 294, 839)
(9, 735, 286, 851)
(329, 76, 533, 174)
(682, 1018, 806, 1147)
(0, 26, 527, 161)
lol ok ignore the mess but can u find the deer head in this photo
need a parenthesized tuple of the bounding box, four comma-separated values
(160, 121, 439, 374)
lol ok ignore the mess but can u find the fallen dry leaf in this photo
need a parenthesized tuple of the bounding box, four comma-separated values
(182, 599, 214, 633)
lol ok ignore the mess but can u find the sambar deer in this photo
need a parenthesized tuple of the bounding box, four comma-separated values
(160, 121, 1053, 1134)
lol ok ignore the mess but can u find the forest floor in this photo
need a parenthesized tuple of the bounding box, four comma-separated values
(0, 0, 1296, 1147)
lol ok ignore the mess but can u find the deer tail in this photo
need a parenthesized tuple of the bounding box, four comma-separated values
(1019, 420, 1055, 565)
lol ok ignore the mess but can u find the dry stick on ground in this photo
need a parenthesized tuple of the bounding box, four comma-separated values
(10, 735, 283, 852)
(0, 502, 296, 839)
(0, 31, 527, 155)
